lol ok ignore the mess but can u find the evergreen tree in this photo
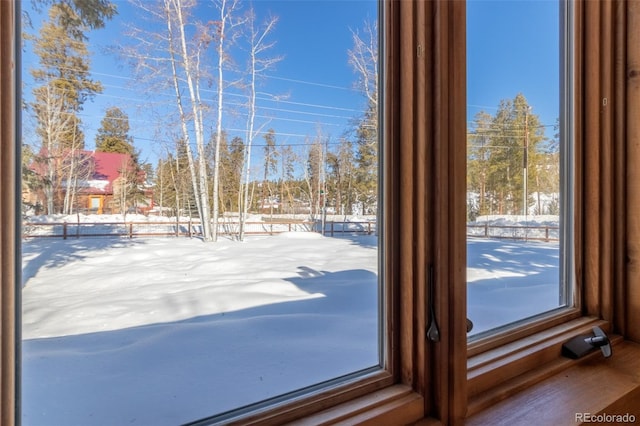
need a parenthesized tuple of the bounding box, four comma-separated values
(278, 146, 297, 214)
(217, 135, 245, 214)
(155, 139, 197, 217)
(33, 0, 117, 33)
(353, 102, 378, 215)
(262, 129, 278, 212)
(28, 2, 109, 213)
(467, 94, 549, 217)
(305, 137, 325, 217)
(327, 138, 355, 216)
(31, 4, 103, 145)
(95, 107, 136, 156)
(467, 111, 493, 218)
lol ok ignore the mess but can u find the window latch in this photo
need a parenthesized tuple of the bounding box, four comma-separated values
(426, 265, 440, 342)
(561, 326, 612, 359)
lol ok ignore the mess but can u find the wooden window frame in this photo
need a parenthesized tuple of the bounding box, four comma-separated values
(465, 0, 640, 419)
(4, 0, 638, 425)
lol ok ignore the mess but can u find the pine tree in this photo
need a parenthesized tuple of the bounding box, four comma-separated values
(468, 94, 547, 217)
(262, 129, 278, 213)
(154, 140, 197, 217)
(353, 102, 378, 215)
(28, 2, 107, 214)
(278, 146, 297, 214)
(216, 134, 245, 214)
(467, 111, 493, 218)
(95, 107, 136, 157)
(327, 138, 355, 216)
(305, 136, 325, 218)
(32, 0, 117, 33)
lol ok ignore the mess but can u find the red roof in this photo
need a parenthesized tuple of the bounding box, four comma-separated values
(89, 151, 133, 194)
(31, 149, 134, 195)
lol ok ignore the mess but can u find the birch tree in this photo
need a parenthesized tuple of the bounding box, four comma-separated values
(348, 18, 379, 215)
(31, 85, 77, 213)
(239, 8, 281, 240)
(348, 19, 378, 113)
(123, 0, 215, 238)
(165, 0, 215, 239)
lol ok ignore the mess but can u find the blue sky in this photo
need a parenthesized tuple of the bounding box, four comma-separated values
(22, 0, 561, 169)
(467, 0, 560, 133)
(23, 0, 378, 169)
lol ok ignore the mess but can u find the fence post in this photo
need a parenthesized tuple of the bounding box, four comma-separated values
(129, 223, 133, 239)
(330, 222, 334, 237)
(545, 226, 549, 242)
(63, 222, 67, 240)
(484, 222, 488, 237)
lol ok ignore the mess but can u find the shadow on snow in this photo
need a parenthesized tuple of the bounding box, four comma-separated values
(22, 267, 380, 426)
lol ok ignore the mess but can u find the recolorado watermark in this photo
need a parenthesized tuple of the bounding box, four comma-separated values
(576, 412, 636, 423)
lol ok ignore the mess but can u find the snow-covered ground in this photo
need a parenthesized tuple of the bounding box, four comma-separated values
(22, 233, 379, 425)
(20, 216, 560, 426)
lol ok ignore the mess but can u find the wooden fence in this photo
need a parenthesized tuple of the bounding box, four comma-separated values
(466, 223, 559, 242)
(22, 220, 556, 242)
(21, 220, 378, 240)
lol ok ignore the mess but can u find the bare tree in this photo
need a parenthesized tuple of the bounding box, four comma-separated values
(61, 132, 93, 215)
(32, 85, 79, 214)
(209, 0, 245, 241)
(303, 130, 326, 221)
(348, 18, 379, 215)
(165, 0, 215, 239)
(122, 0, 217, 238)
(113, 155, 143, 217)
(348, 19, 378, 111)
(239, 8, 281, 240)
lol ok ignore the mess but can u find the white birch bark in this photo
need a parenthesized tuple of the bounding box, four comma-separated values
(240, 9, 281, 240)
(211, 0, 244, 241)
(170, 0, 214, 240)
(162, 0, 208, 237)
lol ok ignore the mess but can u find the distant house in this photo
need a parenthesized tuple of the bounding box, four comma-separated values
(80, 151, 136, 214)
(25, 150, 152, 215)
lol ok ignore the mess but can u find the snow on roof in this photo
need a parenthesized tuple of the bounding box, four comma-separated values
(87, 151, 132, 194)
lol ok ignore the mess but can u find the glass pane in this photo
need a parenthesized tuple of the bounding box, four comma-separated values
(466, 0, 570, 337)
(21, 0, 381, 424)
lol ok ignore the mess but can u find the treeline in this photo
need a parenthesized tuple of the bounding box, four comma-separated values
(467, 93, 560, 220)
(154, 121, 378, 220)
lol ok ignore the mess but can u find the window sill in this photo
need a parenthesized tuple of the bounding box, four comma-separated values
(220, 382, 424, 426)
(284, 385, 424, 426)
(467, 316, 612, 416)
(466, 339, 640, 424)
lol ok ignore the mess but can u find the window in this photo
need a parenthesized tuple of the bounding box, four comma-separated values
(465, 0, 634, 417)
(4, 1, 634, 425)
(466, 0, 574, 339)
(19, 1, 388, 425)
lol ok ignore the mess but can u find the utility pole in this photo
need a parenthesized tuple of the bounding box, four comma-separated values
(523, 107, 530, 218)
